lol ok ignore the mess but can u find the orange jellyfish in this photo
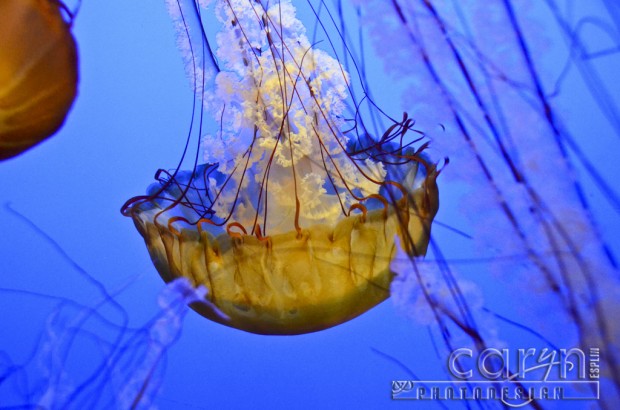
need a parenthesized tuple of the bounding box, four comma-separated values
(122, 0, 439, 335)
(0, 0, 78, 161)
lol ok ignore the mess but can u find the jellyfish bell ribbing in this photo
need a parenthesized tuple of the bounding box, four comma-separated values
(123, 0, 440, 335)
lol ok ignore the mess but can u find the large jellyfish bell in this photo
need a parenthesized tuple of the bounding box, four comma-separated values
(122, 0, 439, 335)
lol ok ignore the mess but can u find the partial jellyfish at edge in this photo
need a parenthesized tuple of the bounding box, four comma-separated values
(0, 0, 79, 161)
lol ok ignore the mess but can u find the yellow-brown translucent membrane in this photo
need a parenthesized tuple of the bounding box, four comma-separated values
(129, 175, 439, 335)
(0, 0, 78, 160)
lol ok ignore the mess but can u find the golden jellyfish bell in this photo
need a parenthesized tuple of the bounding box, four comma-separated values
(123, 0, 439, 335)
(0, 0, 78, 160)
(125, 156, 439, 335)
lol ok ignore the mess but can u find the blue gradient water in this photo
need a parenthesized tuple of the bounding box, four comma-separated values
(1, 1, 618, 409)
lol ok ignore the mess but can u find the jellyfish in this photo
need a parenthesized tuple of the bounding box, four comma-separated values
(350, 0, 620, 406)
(0, 0, 78, 161)
(0, 204, 208, 409)
(122, 0, 440, 335)
(2, 0, 619, 408)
